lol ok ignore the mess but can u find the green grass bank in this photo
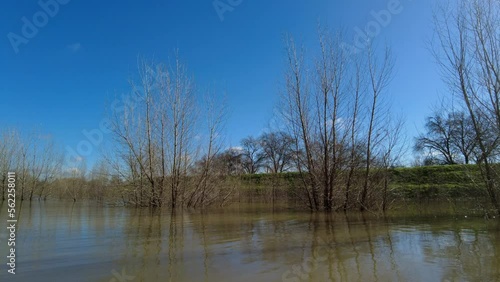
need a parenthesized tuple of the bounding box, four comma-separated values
(237, 164, 489, 201)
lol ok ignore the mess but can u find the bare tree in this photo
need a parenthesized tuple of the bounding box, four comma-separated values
(17, 133, 31, 201)
(343, 58, 365, 211)
(240, 136, 265, 174)
(0, 129, 19, 201)
(186, 90, 229, 208)
(360, 45, 394, 211)
(379, 116, 406, 211)
(111, 56, 197, 208)
(260, 131, 295, 173)
(211, 148, 245, 176)
(88, 159, 112, 203)
(415, 110, 477, 165)
(66, 158, 86, 202)
(415, 111, 459, 165)
(449, 111, 478, 164)
(159, 57, 196, 209)
(432, 0, 500, 213)
(281, 34, 320, 210)
(35, 141, 62, 201)
(314, 28, 350, 211)
(0, 129, 62, 201)
(280, 29, 397, 212)
(111, 54, 229, 208)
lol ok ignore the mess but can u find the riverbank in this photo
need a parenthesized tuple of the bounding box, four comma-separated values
(6, 164, 493, 211)
(237, 164, 488, 202)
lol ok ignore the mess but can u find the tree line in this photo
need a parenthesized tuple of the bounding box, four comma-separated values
(208, 132, 297, 175)
(414, 108, 498, 165)
(0, 129, 61, 202)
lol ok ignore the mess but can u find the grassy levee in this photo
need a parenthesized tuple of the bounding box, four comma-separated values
(389, 165, 487, 199)
(44, 164, 493, 208)
(235, 172, 304, 204)
(236, 165, 490, 202)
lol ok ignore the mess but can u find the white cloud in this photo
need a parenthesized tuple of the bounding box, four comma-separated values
(67, 42, 82, 52)
(228, 146, 243, 152)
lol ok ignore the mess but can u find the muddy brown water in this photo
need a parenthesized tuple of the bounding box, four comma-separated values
(0, 201, 499, 281)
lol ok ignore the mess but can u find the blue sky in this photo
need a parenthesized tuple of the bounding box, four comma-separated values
(1, 0, 446, 166)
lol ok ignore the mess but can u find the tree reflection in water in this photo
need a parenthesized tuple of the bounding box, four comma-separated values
(0, 203, 499, 282)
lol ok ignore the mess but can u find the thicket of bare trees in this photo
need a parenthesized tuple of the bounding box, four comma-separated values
(185, 93, 231, 208)
(432, 0, 500, 213)
(260, 132, 296, 173)
(0, 129, 62, 201)
(108, 56, 232, 208)
(279, 29, 404, 211)
(204, 131, 297, 176)
(0, 129, 19, 201)
(240, 136, 266, 174)
(415, 109, 479, 165)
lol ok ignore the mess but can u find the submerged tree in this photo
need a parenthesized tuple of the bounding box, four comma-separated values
(113, 57, 194, 208)
(0, 129, 19, 201)
(0, 129, 62, 201)
(186, 92, 230, 208)
(360, 45, 395, 211)
(110, 54, 228, 208)
(432, 0, 500, 213)
(279, 28, 400, 211)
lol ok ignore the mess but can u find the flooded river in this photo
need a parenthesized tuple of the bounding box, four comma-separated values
(0, 201, 499, 281)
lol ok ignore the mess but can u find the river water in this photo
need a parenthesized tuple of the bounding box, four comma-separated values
(0, 201, 499, 281)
